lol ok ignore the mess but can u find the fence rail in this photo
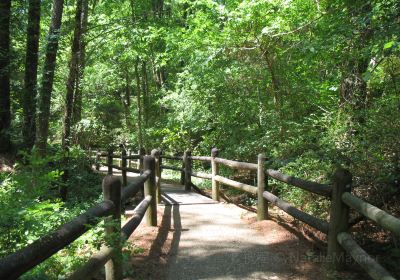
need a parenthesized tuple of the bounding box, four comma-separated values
(0, 149, 159, 280)
(266, 169, 331, 198)
(214, 157, 258, 170)
(341, 192, 400, 236)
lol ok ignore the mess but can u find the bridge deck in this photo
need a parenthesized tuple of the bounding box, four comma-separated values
(161, 183, 218, 205)
(161, 183, 293, 280)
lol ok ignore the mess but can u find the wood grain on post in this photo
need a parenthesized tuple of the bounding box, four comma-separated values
(151, 149, 162, 204)
(138, 147, 145, 197)
(327, 168, 352, 270)
(257, 154, 268, 220)
(102, 176, 122, 280)
(159, 149, 163, 178)
(121, 146, 127, 187)
(211, 148, 220, 201)
(107, 149, 113, 175)
(184, 150, 192, 191)
(144, 155, 157, 226)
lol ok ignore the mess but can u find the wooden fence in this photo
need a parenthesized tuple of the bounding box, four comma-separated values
(0, 150, 159, 280)
(159, 147, 399, 280)
(1, 145, 398, 280)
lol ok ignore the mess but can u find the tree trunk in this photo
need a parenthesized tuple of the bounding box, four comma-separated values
(62, 0, 83, 148)
(134, 60, 143, 149)
(339, 1, 373, 113)
(72, 0, 89, 127)
(141, 61, 149, 127)
(122, 70, 134, 129)
(0, 0, 11, 153)
(262, 48, 285, 138)
(35, 0, 65, 155)
(23, 0, 41, 150)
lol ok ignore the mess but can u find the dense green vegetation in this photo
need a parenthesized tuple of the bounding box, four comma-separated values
(0, 0, 399, 278)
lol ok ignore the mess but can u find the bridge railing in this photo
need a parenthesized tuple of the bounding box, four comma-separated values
(0, 154, 158, 280)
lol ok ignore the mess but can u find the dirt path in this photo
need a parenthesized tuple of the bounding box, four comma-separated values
(165, 202, 295, 279)
(125, 181, 334, 280)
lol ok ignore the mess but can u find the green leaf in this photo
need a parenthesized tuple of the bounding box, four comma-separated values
(383, 41, 395, 49)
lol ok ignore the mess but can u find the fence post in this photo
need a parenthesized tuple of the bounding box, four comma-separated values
(107, 149, 113, 175)
(159, 149, 163, 182)
(180, 153, 185, 185)
(211, 148, 220, 201)
(151, 149, 162, 204)
(257, 154, 268, 221)
(95, 152, 100, 171)
(184, 150, 192, 191)
(128, 149, 132, 168)
(120, 146, 127, 187)
(144, 155, 157, 226)
(327, 168, 352, 270)
(138, 147, 145, 174)
(138, 147, 145, 197)
(102, 176, 122, 280)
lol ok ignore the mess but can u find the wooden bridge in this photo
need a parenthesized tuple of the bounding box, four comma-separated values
(0, 148, 399, 280)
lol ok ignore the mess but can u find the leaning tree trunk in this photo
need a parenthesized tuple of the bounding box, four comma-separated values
(0, 0, 11, 153)
(23, 0, 41, 150)
(35, 0, 65, 156)
(62, 0, 83, 148)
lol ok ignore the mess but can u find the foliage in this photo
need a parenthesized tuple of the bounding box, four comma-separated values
(2, 0, 400, 278)
(0, 146, 103, 278)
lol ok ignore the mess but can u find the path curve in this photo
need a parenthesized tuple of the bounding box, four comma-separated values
(102, 167, 329, 280)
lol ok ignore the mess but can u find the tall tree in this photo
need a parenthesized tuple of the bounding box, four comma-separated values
(134, 59, 143, 148)
(22, 0, 41, 150)
(0, 0, 11, 153)
(71, 0, 89, 127)
(122, 70, 134, 129)
(141, 61, 149, 127)
(35, 0, 65, 155)
(339, 1, 373, 113)
(62, 0, 83, 148)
